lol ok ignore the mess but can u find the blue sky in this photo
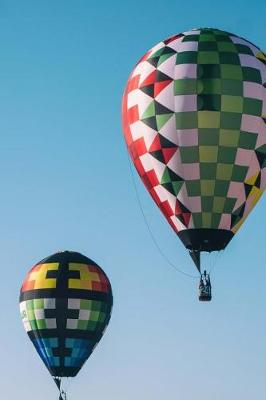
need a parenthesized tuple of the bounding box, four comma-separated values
(1, 1, 266, 399)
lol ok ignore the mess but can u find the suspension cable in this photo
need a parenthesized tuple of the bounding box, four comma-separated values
(127, 155, 199, 279)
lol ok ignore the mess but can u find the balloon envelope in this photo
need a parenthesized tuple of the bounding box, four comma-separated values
(20, 251, 113, 377)
(122, 28, 266, 261)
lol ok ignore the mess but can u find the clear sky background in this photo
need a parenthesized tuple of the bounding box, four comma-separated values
(0, 1, 266, 399)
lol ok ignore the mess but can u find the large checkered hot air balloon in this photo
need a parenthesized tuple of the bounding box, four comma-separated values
(122, 28, 266, 297)
(19, 251, 113, 399)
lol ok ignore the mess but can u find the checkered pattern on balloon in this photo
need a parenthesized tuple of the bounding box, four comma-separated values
(20, 254, 113, 378)
(122, 28, 266, 246)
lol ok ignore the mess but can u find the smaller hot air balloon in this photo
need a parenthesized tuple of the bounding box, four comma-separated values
(19, 251, 113, 399)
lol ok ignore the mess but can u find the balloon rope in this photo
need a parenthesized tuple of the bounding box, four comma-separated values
(54, 377, 68, 400)
(127, 155, 199, 279)
(59, 389, 67, 400)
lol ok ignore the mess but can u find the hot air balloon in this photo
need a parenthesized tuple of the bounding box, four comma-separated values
(19, 251, 113, 398)
(122, 27, 266, 300)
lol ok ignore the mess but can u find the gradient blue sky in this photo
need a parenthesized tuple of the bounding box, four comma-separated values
(1, 1, 266, 399)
